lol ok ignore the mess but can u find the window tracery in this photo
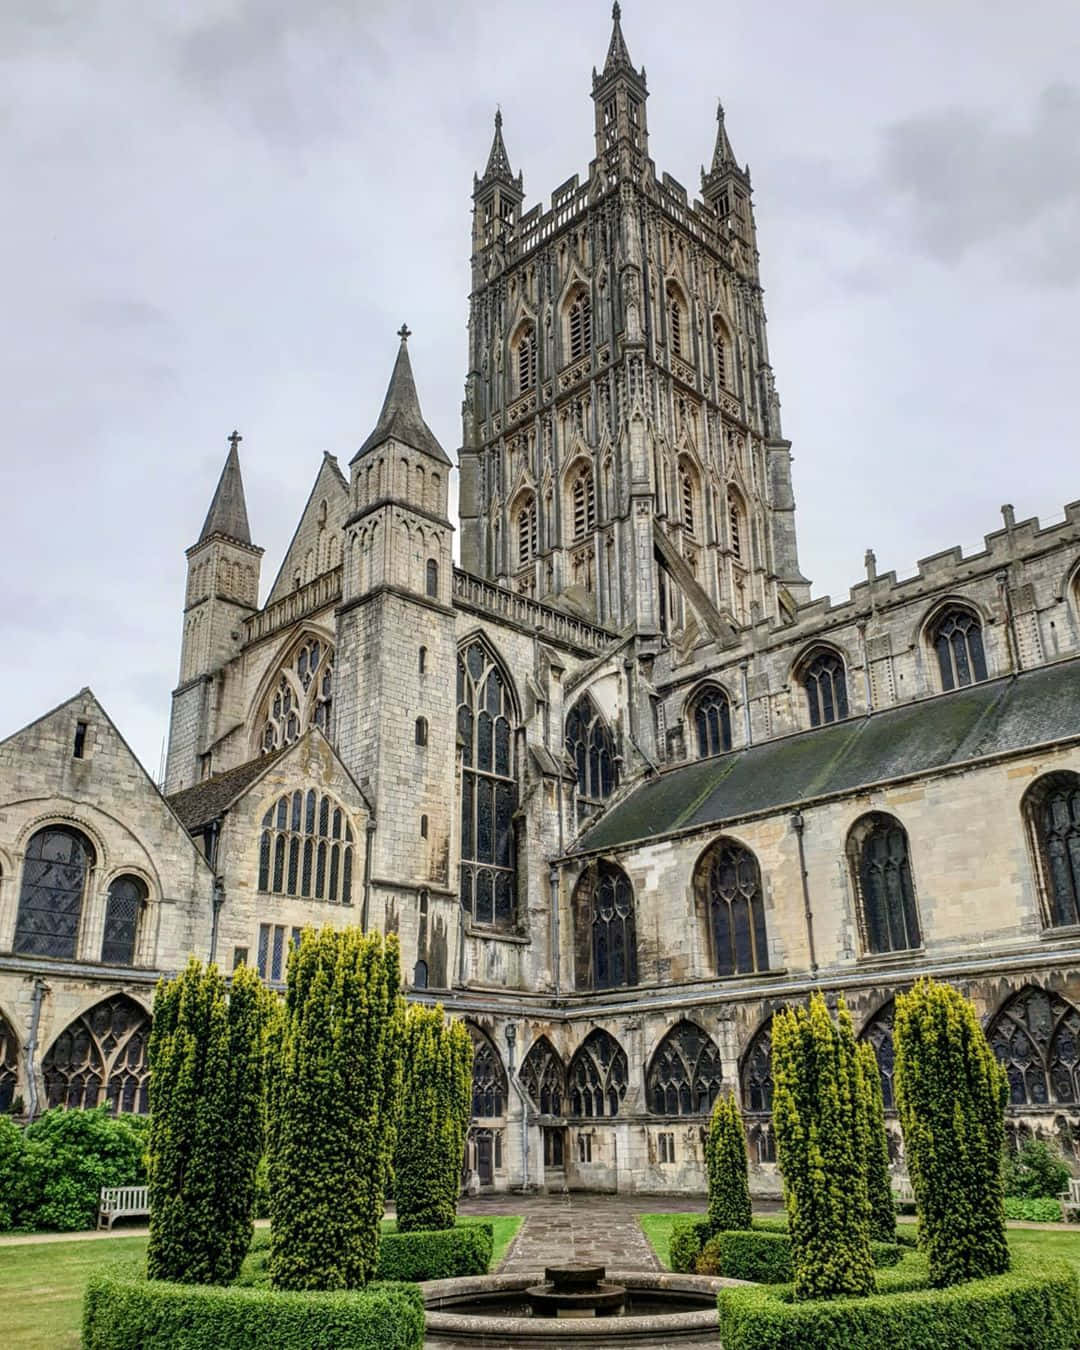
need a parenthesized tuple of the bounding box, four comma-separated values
(987, 986, 1080, 1107)
(741, 1019, 773, 1113)
(573, 861, 637, 991)
(696, 838, 769, 976)
(647, 1020, 723, 1115)
(42, 995, 151, 1114)
(568, 1029, 628, 1117)
(259, 638, 334, 753)
(14, 826, 95, 960)
(801, 648, 849, 727)
(930, 605, 988, 691)
(849, 814, 920, 954)
(565, 694, 617, 821)
(102, 875, 145, 966)
(690, 685, 732, 758)
(468, 1025, 508, 1118)
(1025, 772, 1080, 928)
(258, 790, 354, 905)
(0, 1013, 17, 1113)
(520, 1035, 565, 1115)
(859, 1001, 896, 1110)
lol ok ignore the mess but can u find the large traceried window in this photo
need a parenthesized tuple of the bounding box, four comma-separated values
(0, 1013, 18, 1113)
(987, 986, 1080, 1107)
(520, 1035, 565, 1115)
(690, 684, 732, 757)
(458, 639, 518, 930)
(849, 813, 920, 954)
(570, 464, 597, 541)
(1025, 772, 1080, 929)
(258, 790, 354, 905)
(468, 1025, 508, 1118)
(102, 875, 145, 966)
(259, 637, 334, 752)
(565, 694, 617, 821)
(42, 994, 151, 1114)
(573, 861, 637, 991)
(567, 289, 592, 362)
(930, 605, 987, 691)
(568, 1029, 628, 1117)
(14, 826, 95, 960)
(800, 648, 849, 727)
(647, 1020, 724, 1115)
(696, 838, 769, 976)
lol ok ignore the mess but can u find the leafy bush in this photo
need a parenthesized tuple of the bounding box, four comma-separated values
(697, 1229, 902, 1283)
(0, 1114, 26, 1229)
(82, 1270, 424, 1349)
(1003, 1196, 1063, 1222)
(716, 1252, 1080, 1350)
(15, 1107, 146, 1232)
(376, 1222, 493, 1282)
(705, 1093, 753, 1232)
(1003, 1139, 1071, 1200)
(670, 1217, 712, 1273)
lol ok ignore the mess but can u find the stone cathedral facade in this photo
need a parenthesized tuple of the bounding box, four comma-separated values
(2, 8, 1080, 1195)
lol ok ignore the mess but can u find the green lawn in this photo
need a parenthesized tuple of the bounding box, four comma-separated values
(0, 1216, 522, 1349)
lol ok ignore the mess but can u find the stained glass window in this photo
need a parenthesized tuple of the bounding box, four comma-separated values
(565, 694, 617, 823)
(258, 791, 353, 904)
(568, 1029, 628, 1117)
(1026, 773, 1080, 928)
(14, 827, 95, 960)
(647, 1020, 724, 1115)
(802, 649, 849, 727)
(468, 1025, 508, 1118)
(690, 685, 732, 758)
(574, 862, 637, 990)
(520, 1035, 565, 1115)
(987, 986, 1080, 1107)
(850, 814, 921, 953)
(931, 606, 988, 691)
(0, 1014, 18, 1112)
(859, 1001, 896, 1110)
(697, 838, 769, 976)
(42, 995, 151, 1114)
(101, 875, 145, 966)
(458, 640, 518, 930)
(259, 638, 334, 752)
(741, 1019, 773, 1114)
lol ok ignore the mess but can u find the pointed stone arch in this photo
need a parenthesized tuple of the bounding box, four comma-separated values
(249, 627, 336, 754)
(568, 1028, 629, 1118)
(791, 641, 851, 728)
(987, 985, 1080, 1107)
(42, 993, 151, 1114)
(466, 1022, 508, 1120)
(646, 1020, 723, 1116)
(858, 998, 897, 1111)
(520, 1034, 565, 1115)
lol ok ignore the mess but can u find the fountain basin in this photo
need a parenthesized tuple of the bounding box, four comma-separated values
(422, 1269, 743, 1348)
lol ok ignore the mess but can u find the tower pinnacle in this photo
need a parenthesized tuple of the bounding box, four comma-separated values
(602, 1, 636, 77)
(476, 107, 520, 191)
(199, 432, 251, 545)
(352, 331, 450, 466)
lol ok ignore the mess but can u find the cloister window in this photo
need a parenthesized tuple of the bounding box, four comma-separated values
(567, 290, 592, 362)
(690, 684, 732, 757)
(101, 875, 146, 966)
(987, 985, 1080, 1106)
(520, 1035, 565, 1115)
(573, 861, 637, 991)
(516, 495, 538, 566)
(695, 837, 769, 976)
(647, 1020, 724, 1115)
(667, 283, 685, 358)
(0, 1013, 18, 1112)
(713, 316, 729, 388)
(930, 605, 987, 691)
(14, 826, 95, 960)
(568, 1029, 628, 1117)
(741, 1019, 773, 1113)
(42, 994, 151, 1113)
(259, 637, 334, 752)
(859, 1001, 896, 1111)
(800, 648, 849, 727)
(258, 790, 354, 905)
(1025, 772, 1080, 928)
(565, 693, 617, 821)
(426, 559, 439, 597)
(468, 1025, 508, 1118)
(515, 322, 537, 393)
(848, 813, 920, 954)
(678, 460, 697, 534)
(458, 639, 518, 929)
(570, 465, 596, 541)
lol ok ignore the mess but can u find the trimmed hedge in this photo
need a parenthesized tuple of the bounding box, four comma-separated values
(82, 1271, 424, 1349)
(670, 1217, 712, 1273)
(697, 1229, 902, 1283)
(716, 1252, 1080, 1350)
(376, 1221, 493, 1282)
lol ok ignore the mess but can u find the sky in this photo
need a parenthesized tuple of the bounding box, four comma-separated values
(3, 0, 1078, 777)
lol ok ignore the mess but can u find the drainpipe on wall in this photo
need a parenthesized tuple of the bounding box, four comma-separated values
(791, 811, 818, 977)
(505, 1022, 530, 1191)
(25, 977, 48, 1122)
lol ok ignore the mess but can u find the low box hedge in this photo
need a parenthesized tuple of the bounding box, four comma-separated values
(716, 1252, 1080, 1350)
(670, 1217, 713, 1273)
(83, 1271, 424, 1349)
(697, 1228, 902, 1283)
(376, 1220, 494, 1282)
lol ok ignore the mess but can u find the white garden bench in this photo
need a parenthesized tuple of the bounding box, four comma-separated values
(1059, 1178, 1080, 1220)
(98, 1185, 150, 1230)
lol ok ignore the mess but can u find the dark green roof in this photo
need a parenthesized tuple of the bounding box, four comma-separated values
(575, 658, 1080, 855)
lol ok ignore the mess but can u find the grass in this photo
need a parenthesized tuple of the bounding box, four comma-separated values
(0, 1215, 522, 1349)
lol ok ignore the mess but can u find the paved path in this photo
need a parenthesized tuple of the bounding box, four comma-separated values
(492, 1193, 661, 1274)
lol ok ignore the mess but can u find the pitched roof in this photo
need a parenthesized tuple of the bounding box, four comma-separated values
(199, 439, 252, 544)
(574, 657, 1080, 855)
(351, 333, 450, 466)
(167, 747, 286, 831)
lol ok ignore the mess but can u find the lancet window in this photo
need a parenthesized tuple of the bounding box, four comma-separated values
(678, 460, 697, 535)
(1025, 772, 1080, 929)
(259, 637, 334, 752)
(713, 316, 729, 388)
(741, 1019, 774, 1114)
(849, 813, 920, 954)
(42, 995, 151, 1114)
(930, 605, 988, 691)
(568, 1029, 628, 1117)
(101, 875, 145, 966)
(728, 496, 744, 561)
(696, 838, 769, 976)
(801, 648, 849, 727)
(667, 283, 685, 358)
(571, 465, 597, 541)
(468, 1025, 508, 1118)
(258, 790, 354, 905)
(565, 694, 617, 821)
(515, 323, 537, 393)
(14, 826, 95, 960)
(647, 1021, 724, 1115)
(987, 986, 1080, 1107)
(690, 684, 732, 757)
(516, 495, 538, 566)
(567, 290, 592, 362)
(520, 1036, 565, 1115)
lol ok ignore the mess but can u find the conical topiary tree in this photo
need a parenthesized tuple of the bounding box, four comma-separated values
(705, 1091, 753, 1233)
(146, 959, 271, 1284)
(772, 992, 874, 1301)
(893, 977, 1009, 1287)
(856, 1039, 896, 1242)
(269, 926, 404, 1290)
(394, 1004, 473, 1232)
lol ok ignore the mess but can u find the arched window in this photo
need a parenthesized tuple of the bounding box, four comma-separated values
(259, 637, 334, 752)
(929, 605, 988, 691)
(468, 1025, 508, 1118)
(458, 640, 518, 929)
(412, 960, 428, 989)
(426, 559, 439, 598)
(102, 875, 146, 966)
(258, 790, 354, 905)
(0, 1013, 18, 1113)
(800, 648, 849, 727)
(520, 1035, 565, 1115)
(848, 813, 920, 954)
(516, 494, 538, 566)
(565, 694, 617, 822)
(741, 1019, 773, 1114)
(647, 1020, 723, 1115)
(667, 283, 685, 358)
(689, 684, 732, 757)
(1024, 772, 1080, 929)
(567, 289, 592, 362)
(14, 826, 95, 960)
(987, 986, 1080, 1106)
(419, 646, 427, 674)
(572, 862, 637, 991)
(568, 1029, 628, 1117)
(678, 460, 697, 534)
(695, 838, 769, 976)
(42, 994, 151, 1113)
(570, 464, 596, 541)
(713, 316, 729, 388)
(728, 493, 744, 562)
(415, 717, 428, 746)
(515, 323, 537, 393)
(859, 1001, 896, 1111)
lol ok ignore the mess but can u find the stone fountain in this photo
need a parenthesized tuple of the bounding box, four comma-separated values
(524, 1264, 627, 1317)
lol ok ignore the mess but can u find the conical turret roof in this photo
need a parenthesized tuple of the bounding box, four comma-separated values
(352, 328, 450, 466)
(199, 434, 252, 544)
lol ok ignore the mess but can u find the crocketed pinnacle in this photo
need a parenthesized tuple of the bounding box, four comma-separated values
(710, 100, 738, 171)
(199, 433, 252, 544)
(484, 108, 514, 181)
(603, 2, 634, 76)
(352, 328, 450, 466)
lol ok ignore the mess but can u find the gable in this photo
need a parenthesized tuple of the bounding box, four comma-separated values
(264, 454, 350, 606)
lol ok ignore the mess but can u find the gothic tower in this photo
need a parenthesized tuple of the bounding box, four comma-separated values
(164, 434, 263, 793)
(458, 4, 809, 641)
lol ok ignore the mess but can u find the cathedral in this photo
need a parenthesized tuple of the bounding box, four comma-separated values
(2, 6, 1079, 1195)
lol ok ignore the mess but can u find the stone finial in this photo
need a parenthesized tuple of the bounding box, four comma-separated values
(1001, 503, 1016, 529)
(864, 548, 877, 583)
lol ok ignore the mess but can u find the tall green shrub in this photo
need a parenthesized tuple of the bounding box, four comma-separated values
(394, 1004, 472, 1232)
(893, 977, 1009, 1287)
(772, 992, 874, 1301)
(857, 1039, 897, 1242)
(269, 927, 404, 1290)
(705, 1092, 753, 1232)
(146, 959, 270, 1284)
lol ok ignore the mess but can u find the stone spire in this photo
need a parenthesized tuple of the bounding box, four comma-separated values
(352, 326, 450, 466)
(475, 108, 523, 196)
(709, 100, 737, 172)
(602, 2, 635, 77)
(199, 431, 251, 544)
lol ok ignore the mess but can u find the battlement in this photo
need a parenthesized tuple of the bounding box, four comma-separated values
(453, 568, 616, 657)
(244, 566, 343, 648)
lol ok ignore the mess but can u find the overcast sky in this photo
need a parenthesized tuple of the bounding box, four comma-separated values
(3, 0, 1078, 777)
